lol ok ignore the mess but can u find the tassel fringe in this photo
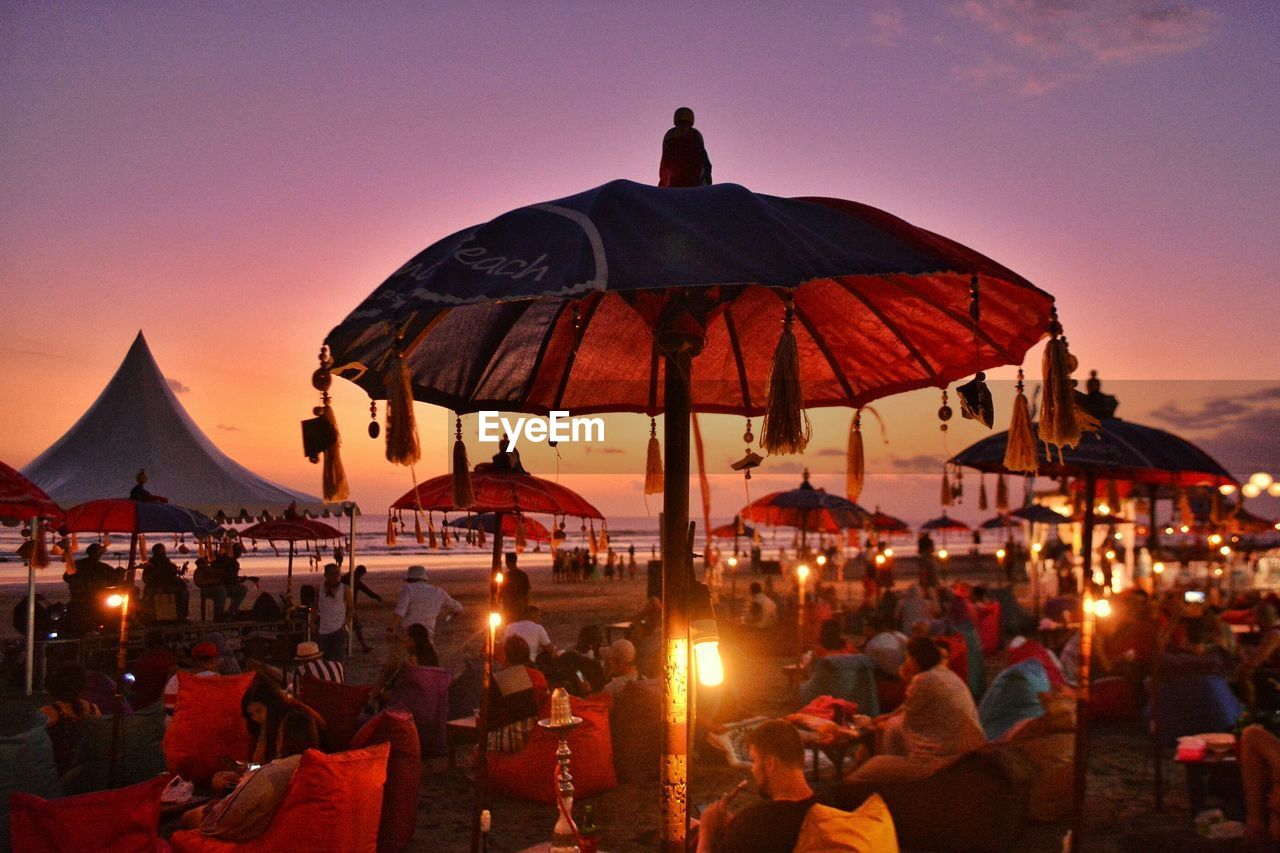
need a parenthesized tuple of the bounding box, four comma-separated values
(385, 353, 421, 466)
(760, 299, 811, 454)
(1039, 327, 1082, 453)
(979, 479, 989, 511)
(427, 516, 437, 549)
(1003, 378, 1039, 473)
(846, 411, 865, 503)
(321, 403, 350, 502)
(32, 520, 50, 569)
(386, 513, 398, 547)
(645, 417, 664, 495)
(996, 474, 1009, 512)
(452, 416, 475, 509)
(941, 468, 953, 507)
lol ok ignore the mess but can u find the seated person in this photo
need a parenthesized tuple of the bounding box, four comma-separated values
(240, 675, 322, 771)
(849, 636, 984, 784)
(1242, 723, 1280, 846)
(740, 582, 778, 630)
(697, 720, 816, 853)
(141, 544, 190, 621)
(813, 618, 853, 661)
(181, 710, 320, 841)
(861, 615, 908, 678)
(603, 639, 640, 698)
(488, 635, 548, 752)
(40, 662, 102, 775)
(895, 585, 936, 635)
(292, 640, 344, 692)
(130, 630, 177, 709)
(369, 623, 440, 707)
(501, 608, 557, 664)
(545, 625, 606, 696)
(163, 642, 223, 726)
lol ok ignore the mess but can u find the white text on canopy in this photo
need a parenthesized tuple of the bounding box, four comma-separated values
(477, 411, 605, 451)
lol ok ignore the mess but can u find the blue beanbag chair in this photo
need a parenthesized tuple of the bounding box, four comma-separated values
(799, 653, 880, 716)
(979, 658, 1051, 741)
(1149, 674, 1243, 747)
(61, 702, 167, 794)
(0, 712, 63, 853)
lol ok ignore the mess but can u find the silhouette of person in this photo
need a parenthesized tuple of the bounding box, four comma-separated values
(659, 107, 712, 188)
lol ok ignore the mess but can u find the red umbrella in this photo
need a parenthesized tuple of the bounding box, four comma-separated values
(447, 513, 552, 542)
(0, 460, 62, 522)
(867, 510, 910, 533)
(2, 460, 61, 699)
(393, 460, 603, 521)
(710, 520, 756, 539)
(740, 471, 866, 543)
(240, 517, 344, 601)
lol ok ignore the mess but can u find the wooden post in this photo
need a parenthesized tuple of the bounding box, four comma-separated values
(24, 517, 38, 697)
(110, 529, 140, 788)
(472, 511, 505, 853)
(661, 347, 692, 853)
(1070, 471, 1097, 853)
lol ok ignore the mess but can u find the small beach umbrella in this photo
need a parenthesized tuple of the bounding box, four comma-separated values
(322, 178, 1062, 851)
(979, 514, 1020, 530)
(1, 460, 63, 697)
(740, 470, 867, 544)
(239, 517, 343, 602)
(867, 509, 911, 534)
(1009, 504, 1071, 524)
(920, 513, 971, 533)
(447, 512, 552, 542)
(709, 520, 756, 539)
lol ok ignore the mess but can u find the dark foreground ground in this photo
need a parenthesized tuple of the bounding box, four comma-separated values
(0, 558, 1249, 852)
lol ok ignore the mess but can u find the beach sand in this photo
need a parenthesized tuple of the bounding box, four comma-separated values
(0, 558, 1220, 852)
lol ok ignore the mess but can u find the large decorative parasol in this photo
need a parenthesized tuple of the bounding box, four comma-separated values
(239, 517, 344, 602)
(322, 178, 1059, 851)
(2, 460, 63, 698)
(979, 514, 1020, 530)
(920, 513, 971, 533)
(1010, 504, 1071, 524)
(740, 470, 866, 543)
(392, 459, 604, 521)
(949, 374, 1238, 843)
(710, 520, 756, 539)
(867, 509, 910, 534)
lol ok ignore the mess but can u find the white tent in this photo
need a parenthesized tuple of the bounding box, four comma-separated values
(24, 332, 328, 518)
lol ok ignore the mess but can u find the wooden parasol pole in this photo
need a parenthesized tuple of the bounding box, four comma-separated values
(660, 346, 692, 853)
(24, 517, 39, 697)
(110, 529, 140, 788)
(472, 510, 504, 853)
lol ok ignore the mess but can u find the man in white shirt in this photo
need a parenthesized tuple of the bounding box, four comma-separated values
(741, 582, 779, 630)
(388, 565, 463, 642)
(603, 639, 639, 697)
(501, 615, 557, 663)
(315, 563, 350, 662)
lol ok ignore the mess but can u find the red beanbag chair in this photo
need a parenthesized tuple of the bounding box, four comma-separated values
(297, 676, 372, 751)
(10, 773, 171, 853)
(1088, 676, 1138, 721)
(164, 672, 255, 787)
(170, 743, 390, 853)
(488, 695, 616, 804)
(351, 710, 421, 853)
(1008, 639, 1068, 687)
(977, 602, 1002, 654)
(938, 634, 968, 684)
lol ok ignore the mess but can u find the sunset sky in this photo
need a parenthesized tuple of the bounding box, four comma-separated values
(2, 2, 1277, 522)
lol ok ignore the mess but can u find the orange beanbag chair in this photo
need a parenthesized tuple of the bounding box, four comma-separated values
(488, 695, 616, 804)
(170, 743, 390, 853)
(164, 672, 255, 787)
(351, 710, 421, 853)
(10, 773, 171, 853)
(298, 676, 373, 751)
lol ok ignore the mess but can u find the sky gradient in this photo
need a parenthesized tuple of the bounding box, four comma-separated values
(2, 1, 1277, 520)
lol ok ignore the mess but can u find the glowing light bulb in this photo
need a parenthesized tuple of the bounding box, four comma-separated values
(1105, 550, 1116, 561)
(937, 549, 949, 560)
(1251, 472, 1274, 490)
(1114, 532, 1123, 541)
(1097, 503, 1111, 516)
(1180, 525, 1190, 534)
(1219, 484, 1237, 496)
(1270, 483, 1280, 498)
(1243, 483, 1262, 499)
(1208, 534, 1222, 546)
(875, 554, 886, 566)
(1153, 562, 1165, 575)
(1031, 543, 1042, 554)
(1091, 598, 1112, 618)
(106, 593, 126, 608)
(883, 548, 895, 558)
(996, 548, 1006, 561)
(1165, 527, 1175, 535)
(494, 571, 504, 585)
(727, 557, 738, 568)
(695, 640, 724, 686)
(816, 554, 827, 566)
(796, 564, 810, 582)
(488, 611, 502, 629)
(1220, 545, 1231, 557)
(1214, 567, 1223, 576)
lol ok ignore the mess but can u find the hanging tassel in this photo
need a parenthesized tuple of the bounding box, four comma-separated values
(61, 537, 75, 572)
(452, 416, 475, 509)
(846, 410, 865, 503)
(1039, 312, 1082, 453)
(941, 468, 953, 506)
(387, 512, 398, 547)
(1178, 488, 1194, 527)
(321, 402, 350, 501)
(1106, 479, 1121, 513)
(70, 532, 78, 555)
(477, 526, 486, 548)
(138, 533, 147, 555)
(644, 417, 664, 495)
(996, 473, 1009, 511)
(411, 512, 423, 545)
(32, 519, 50, 569)
(384, 350, 421, 466)
(589, 521, 599, 556)
(441, 522, 451, 548)
(599, 523, 609, 554)
(979, 478, 989, 511)
(760, 296, 811, 454)
(427, 516, 438, 550)
(1003, 369, 1039, 473)
(516, 517, 528, 552)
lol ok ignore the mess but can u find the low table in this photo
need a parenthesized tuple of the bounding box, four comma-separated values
(1175, 743, 1242, 816)
(446, 715, 479, 769)
(794, 723, 866, 782)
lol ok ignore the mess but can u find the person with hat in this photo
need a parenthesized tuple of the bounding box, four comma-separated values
(291, 640, 343, 691)
(388, 565, 463, 643)
(63, 542, 124, 635)
(162, 641, 222, 726)
(659, 106, 712, 188)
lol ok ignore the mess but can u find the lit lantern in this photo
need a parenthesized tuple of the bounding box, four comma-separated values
(689, 581, 723, 687)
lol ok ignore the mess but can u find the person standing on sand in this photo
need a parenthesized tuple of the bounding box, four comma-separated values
(659, 106, 712, 188)
(388, 565, 463, 643)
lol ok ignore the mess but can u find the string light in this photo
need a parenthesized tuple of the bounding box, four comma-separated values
(1153, 562, 1165, 575)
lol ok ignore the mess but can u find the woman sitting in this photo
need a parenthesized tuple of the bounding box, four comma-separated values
(180, 710, 320, 841)
(237, 675, 322, 776)
(40, 663, 102, 775)
(369, 623, 452, 758)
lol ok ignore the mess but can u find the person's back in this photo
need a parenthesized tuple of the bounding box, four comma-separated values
(502, 618, 554, 663)
(394, 566, 462, 640)
(897, 588, 932, 634)
(40, 663, 101, 775)
(903, 664, 984, 759)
